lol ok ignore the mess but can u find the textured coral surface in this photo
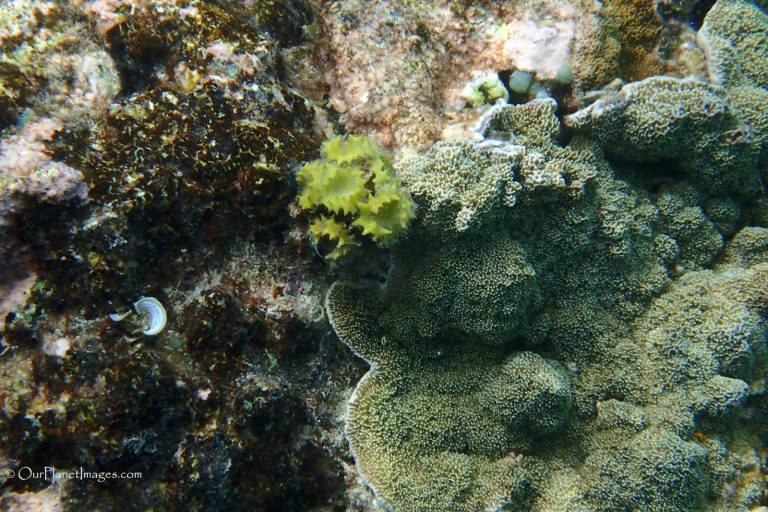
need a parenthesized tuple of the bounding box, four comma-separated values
(327, 95, 768, 510)
(1, 0, 767, 511)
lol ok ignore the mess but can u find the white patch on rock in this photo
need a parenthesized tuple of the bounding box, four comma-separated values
(43, 337, 71, 358)
(500, 17, 575, 79)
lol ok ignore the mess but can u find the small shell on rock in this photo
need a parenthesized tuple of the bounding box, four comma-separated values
(109, 296, 167, 336)
(134, 297, 167, 336)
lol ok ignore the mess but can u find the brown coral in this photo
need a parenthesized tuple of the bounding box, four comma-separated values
(573, 0, 662, 92)
(603, 0, 664, 81)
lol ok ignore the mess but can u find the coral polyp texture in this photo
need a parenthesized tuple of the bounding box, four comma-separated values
(564, 76, 763, 198)
(697, 0, 768, 161)
(328, 281, 567, 512)
(698, 0, 768, 89)
(325, 2, 768, 502)
(297, 134, 415, 259)
(3, 0, 768, 510)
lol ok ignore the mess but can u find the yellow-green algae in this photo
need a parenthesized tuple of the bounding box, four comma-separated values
(297, 135, 415, 259)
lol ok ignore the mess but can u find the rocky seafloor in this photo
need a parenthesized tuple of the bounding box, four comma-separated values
(0, 0, 767, 511)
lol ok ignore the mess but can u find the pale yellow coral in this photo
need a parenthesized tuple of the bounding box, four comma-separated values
(309, 216, 356, 260)
(297, 161, 367, 215)
(321, 134, 380, 164)
(297, 135, 414, 259)
(353, 182, 415, 245)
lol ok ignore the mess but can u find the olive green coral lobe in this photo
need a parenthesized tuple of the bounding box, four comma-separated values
(327, 93, 768, 511)
(564, 77, 763, 199)
(327, 282, 566, 512)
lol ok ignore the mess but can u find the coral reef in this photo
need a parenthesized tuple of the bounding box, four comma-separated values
(12, 0, 320, 309)
(282, 0, 682, 151)
(327, 95, 767, 511)
(0, 0, 119, 128)
(300, 0, 606, 150)
(698, 0, 768, 161)
(2, 0, 768, 511)
(698, 0, 768, 89)
(398, 100, 595, 234)
(328, 281, 566, 511)
(0, 236, 360, 510)
(0, 119, 88, 316)
(568, 0, 767, 190)
(602, 0, 663, 81)
(0, 0, 365, 510)
(565, 76, 763, 198)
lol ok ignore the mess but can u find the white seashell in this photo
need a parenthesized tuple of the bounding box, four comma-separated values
(108, 296, 167, 336)
(134, 297, 167, 336)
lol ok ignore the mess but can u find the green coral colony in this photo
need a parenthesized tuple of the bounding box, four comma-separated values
(297, 134, 415, 259)
(1, 0, 768, 510)
(324, 1, 768, 511)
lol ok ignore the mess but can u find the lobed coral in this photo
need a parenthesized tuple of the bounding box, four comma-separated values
(697, 0, 768, 161)
(568, 0, 768, 187)
(398, 100, 596, 235)
(565, 77, 763, 198)
(297, 134, 414, 259)
(327, 281, 568, 512)
(578, 430, 709, 511)
(600, 0, 663, 82)
(327, 90, 768, 511)
(647, 183, 725, 271)
(563, 256, 767, 511)
(697, 0, 768, 89)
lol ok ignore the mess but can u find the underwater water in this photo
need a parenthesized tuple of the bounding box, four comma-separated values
(0, 0, 767, 510)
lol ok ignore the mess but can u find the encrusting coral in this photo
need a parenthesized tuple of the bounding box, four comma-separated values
(697, 0, 768, 161)
(564, 76, 763, 199)
(697, 0, 768, 90)
(563, 0, 665, 97)
(568, 0, 768, 202)
(329, 5, 768, 508)
(326, 39, 768, 509)
(2, 0, 768, 510)
(327, 281, 569, 512)
(297, 134, 415, 259)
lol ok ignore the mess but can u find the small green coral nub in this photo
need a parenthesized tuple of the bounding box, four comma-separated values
(462, 74, 510, 108)
(297, 135, 415, 258)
